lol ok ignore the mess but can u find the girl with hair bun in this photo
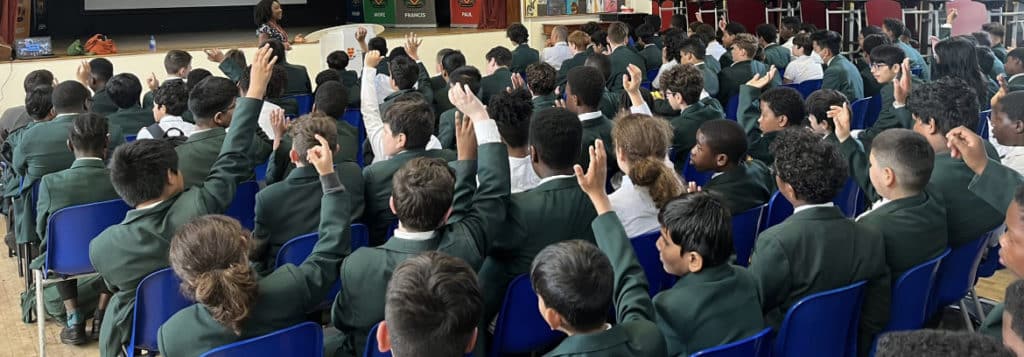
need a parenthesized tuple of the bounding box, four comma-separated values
(609, 113, 685, 237)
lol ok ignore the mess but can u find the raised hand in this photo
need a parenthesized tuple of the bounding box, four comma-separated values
(205, 48, 225, 63)
(573, 139, 611, 214)
(746, 66, 776, 89)
(510, 72, 526, 92)
(992, 74, 1009, 110)
(364, 50, 382, 69)
(356, 27, 368, 43)
(685, 181, 702, 194)
(404, 33, 422, 61)
(246, 44, 279, 100)
(894, 58, 912, 105)
(76, 60, 92, 86)
(270, 108, 288, 139)
(307, 134, 335, 175)
(624, 64, 643, 95)
(455, 111, 478, 161)
(947, 8, 958, 25)
(829, 103, 852, 142)
(146, 72, 159, 91)
(946, 126, 989, 175)
(448, 83, 488, 122)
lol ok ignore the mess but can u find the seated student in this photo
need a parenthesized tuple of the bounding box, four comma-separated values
(0, 70, 53, 142)
(142, 50, 192, 109)
(691, 119, 774, 214)
(315, 68, 341, 86)
(176, 76, 272, 188)
(158, 142, 350, 356)
(565, 66, 619, 176)
(137, 80, 196, 140)
(326, 50, 361, 108)
(756, 23, 790, 71)
(717, 33, 763, 104)
(263, 39, 312, 96)
(635, 24, 662, 72)
(607, 22, 646, 95)
(590, 30, 610, 55)
(875, 329, 1014, 357)
(717, 20, 747, 68)
(984, 22, 1010, 62)
(526, 62, 558, 110)
(933, 37, 997, 111)
(812, 30, 865, 100)
(377, 251, 483, 357)
(480, 46, 515, 104)
(858, 34, 889, 99)
(584, 53, 623, 119)
(430, 49, 465, 119)
(667, 37, 720, 99)
(185, 68, 212, 94)
(977, 44, 1005, 85)
(749, 128, 890, 352)
(374, 36, 433, 114)
(737, 69, 807, 164)
(89, 47, 275, 357)
(507, 23, 540, 73)
(245, 65, 292, 139)
(2, 86, 55, 221)
(361, 49, 445, 159)
(1005, 279, 1024, 355)
(309, 81, 360, 161)
(31, 113, 118, 345)
(652, 28, 682, 90)
(437, 67, 483, 150)
(990, 91, 1024, 174)
(1005, 48, 1024, 91)
(806, 88, 850, 142)
(654, 192, 766, 354)
(783, 33, 824, 85)
(556, 30, 592, 88)
(883, 18, 930, 81)
(780, 16, 800, 52)
(80, 58, 119, 115)
(693, 22, 727, 62)
(543, 25, 573, 70)
(253, 113, 363, 273)
(632, 64, 724, 164)
(489, 89, 542, 193)
(855, 44, 916, 148)
(607, 112, 683, 237)
(529, 144, 666, 355)
(331, 87, 509, 356)
(106, 73, 157, 135)
(205, 48, 247, 83)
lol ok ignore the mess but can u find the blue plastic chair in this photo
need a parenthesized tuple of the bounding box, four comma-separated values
(254, 160, 269, 184)
(759, 191, 793, 233)
(911, 66, 923, 78)
(292, 94, 314, 116)
(226, 181, 259, 230)
(725, 94, 740, 120)
(883, 249, 950, 333)
(978, 110, 991, 140)
(732, 204, 767, 267)
(630, 230, 678, 296)
(774, 281, 868, 357)
(127, 268, 193, 356)
(490, 275, 566, 355)
(864, 95, 883, 129)
(834, 177, 865, 218)
(125, 135, 138, 142)
(201, 321, 323, 357)
(850, 97, 872, 130)
(926, 228, 996, 330)
(275, 225, 369, 265)
(682, 154, 713, 187)
(343, 108, 367, 167)
(364, 322, 391, 357)
(976, 241, 1005, 279)
(783, 79, 823, 98)
(690, 327, 773, 357)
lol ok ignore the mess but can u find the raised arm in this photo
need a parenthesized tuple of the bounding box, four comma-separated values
(403, 33, 434, 104)
(361, 50, 387, 163)
(832, 103, 881, 202)
(948, 126, 1024, 214)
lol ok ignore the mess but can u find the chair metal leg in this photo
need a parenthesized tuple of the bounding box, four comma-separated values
(959, 300, 975, 332)
(970, 288, 986, 322)
(16, 243, 23, 278)
(35, 270, 45, 357)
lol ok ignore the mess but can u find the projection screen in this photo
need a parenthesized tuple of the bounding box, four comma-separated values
(84, 0, 307, 11)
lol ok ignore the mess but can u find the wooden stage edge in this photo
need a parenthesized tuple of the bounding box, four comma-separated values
(4, 26, 503, 63)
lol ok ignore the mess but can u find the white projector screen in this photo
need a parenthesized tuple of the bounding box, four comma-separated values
(84, 0, 307, 11)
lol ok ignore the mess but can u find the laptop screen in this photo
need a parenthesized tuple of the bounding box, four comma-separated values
(15, 37, 53, 59)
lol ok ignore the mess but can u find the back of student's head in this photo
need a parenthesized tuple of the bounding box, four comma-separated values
(389, 56, 419, 90)
(800, 23, 819, 34)
(793, 33, 813, 56)
(316, 69, 342, 86)
(755, 23, 778, 43)
(771, 128, 848, 204)
(811, 30, 843, 55)
(89, 58, 114, 83)
(618, 87, 655, 113)
(441, 51, 466, 75)
(875, 329, 1014, 357)
(385, 251, 481, 357)
(781, 16, 802, 32)
(591, 30, 609, 49)
(862, 25, 884, 39)
(69, 113, 109, 155)
(671, 14, 687, 29)
(447, 66, 482, 95)
(567, 66, 604, 110)
(186, 69, 213, 92)
(164, 50, 193, 75)
(883, 18, 906, 38)
(225, 49, 247, 69)
(732, 33, 759, 58)
(907, 77, 979, 135)
(580, 21, 601, 36)
(699, 119, 748, 164)
(761, 87, 808, 127)
(530, 239, 613, 331)
(584, 53, 611, 82)
(507, 23, 529, 45)
(262, 39, 288, 64)
(392, 157, 456, 231)
(659, 191, 733, 266)
(870, 129, 934, 193)
(238, 64, 287, 99)
(489, 89, 533, 148)
(568, 30, 590, 50)
(871, 44, 906, 66)
(190, 76, 239, 123)
(977, 46, 997, 74)
(170, 214, 257, 335)
(313, 81, 349, 118)
(984, 22, 1006, 39)
(933, 37, 987, 99)
(25, 85, 53, 120)
(607, 22, 630, 44)
(661, 29, 688, 62)
(289, 113, 340, 165)
(525, 62, 556, 96)
(862, 34, 891, 56)
(23, 70, 53, 93)
(693, 23, 717, 45)
(972, 31, 993, 47)
(110, 139, 179, 206)
(1011, 47, 1024, 65)
(52, 81, 91, 114)
(805, 89, 849, 130)
(107, 73, 143, 109)
(384, 94, 434, 150)
(530, 108, 582, 170)
(661, 64, 703, 105)
(368, 37, 388, 56)
(1006, 279, 1024, 346)
(485, 46, 513, 67)
(613, 114, 681, 208)
(1001, 91, 1024, 123)
(635, 24, 657, 44)
(678, 37, 706, 61)
(154, 80, 189, 117)
(327, 51, 350, 71)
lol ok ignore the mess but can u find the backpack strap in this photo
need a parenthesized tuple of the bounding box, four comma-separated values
(145, 123, 164, 139)
(163, 127, 186, 138)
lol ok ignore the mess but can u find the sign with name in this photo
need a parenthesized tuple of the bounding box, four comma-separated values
(450, 0, 482, 27)
(363, 0, 396, 26)
(348, 0, 365, 22)
(395, 0, 437, 27)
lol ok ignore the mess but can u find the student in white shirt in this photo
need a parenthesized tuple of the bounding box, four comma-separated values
(361, 49, 444, 165)
(783, 33, 824, 84)
(137, 80, 195, 139)
(543, 25, 573, 70)
(488, 88, 542, 193)
(609, 112, 684, 237)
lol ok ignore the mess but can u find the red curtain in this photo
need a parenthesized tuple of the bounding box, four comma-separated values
(0, 0, 16, 44)
(479, 0, 507, 29)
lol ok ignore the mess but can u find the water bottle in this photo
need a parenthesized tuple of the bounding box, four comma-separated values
(149, 35, 156, 53)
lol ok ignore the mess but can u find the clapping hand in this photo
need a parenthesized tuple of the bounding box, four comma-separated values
(746, 65, 777, 89)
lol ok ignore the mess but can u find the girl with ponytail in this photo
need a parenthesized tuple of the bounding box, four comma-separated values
(609, 113, 685, 237)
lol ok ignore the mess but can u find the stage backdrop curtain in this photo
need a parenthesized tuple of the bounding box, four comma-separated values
(0, 0, 15, 44)
(479, 0, 507, 29)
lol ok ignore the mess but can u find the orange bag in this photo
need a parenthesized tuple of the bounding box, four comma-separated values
(84, 34, 117, 55)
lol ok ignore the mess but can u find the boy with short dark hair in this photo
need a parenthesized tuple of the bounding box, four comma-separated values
(634, 24, 662, 72)
(805, 88, 849, 141)
(690, 119, 774, 214)
(138, 80, 195, 140)
(142, 49, 193, 109)
(107, 73, 157, 135)
(607, 21, 646, 95)
(737, 69, 808, 163)
(264, 39, 312, 96)
(526, 62, 558, 109)
(431, 49, 465, 118)
(882, 18, 930, 81)
(990, 91, 1024, 173)
(566, 66, 618, 175)
(859, 34, 889, 99)
(437, 66, 483, 150)
(326, 50, 361, 108)
(83, 58, 119, 115)
(984, 22, 1009, 62)
(375, 35, 433, 115)
(480, 46, 514, 104)
(310, 81, 359, 163)
(630, 64, 724, 165)
(812, 30, 865, 99)
(507, 23, 540, 73)
(490, 88, 541, 193)
(756, 23, 790, 71)
(717, 21, 748, 67)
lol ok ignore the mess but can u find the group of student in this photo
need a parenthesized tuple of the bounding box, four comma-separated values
(5, 10, 1024, 357)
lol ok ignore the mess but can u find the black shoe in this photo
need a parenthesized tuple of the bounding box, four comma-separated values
(60, 323, 87, 345)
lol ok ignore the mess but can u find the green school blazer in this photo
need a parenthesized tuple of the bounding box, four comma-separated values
(339, 70, 362, 108)
(599, 90, 620, 119)
(437, 108, 459, 150)
(175, 127, 272, 188)
(857, 191, 948, 282)
(158, 177, 353, 357)
(282, 63, 313, 96)
(897, 41, 930, 81)
(362, 148, 457, 246)
(1, 121, 38, 199)
(1009, 75, 1024, 92)
(558, 52, 589, 87)
(219, 60, 245, 83)
(512, 44, 541, 74)
(655, 263, 765, 356)
(533, 93, 557, 110)
(994, 44, 1009, 63)
(748, 206, 891, 353)
(32, 159, 120, 267)
(107, 105, 156, 136)
(717, 60, 757, 105)
(609, 46, 647, 94)
(13, 114, 77, 184)
(823, 55, 865, 100)
(640, 44, 662, 72)
(667, 98, 725, 164)
(579, 116, 619, 178)
(88, 96, 263, 357)
(480, 67, 514, 105)
(544, 213, 667, 357)
(330, 143, 510, 357)
(736, 85, 779, 164)
(698, 62, 720, 98)
(705, 160, 774, 214)
(91, 90, 120, 116)
(856, 80, 920, 149)
(430, 75, 453, 120)
(763, 44, 791, 71)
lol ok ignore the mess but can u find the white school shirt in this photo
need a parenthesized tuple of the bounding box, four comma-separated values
(793, 202, 835, 214)
(361, 66, 444, 165)
(136, 115, 195, 139)
(707, 41, 727, 61)
(652, 60, 677, 90)
(509, 155, 542, 193)
(783, 55, 825, 84)
(543, 42, 573, 70)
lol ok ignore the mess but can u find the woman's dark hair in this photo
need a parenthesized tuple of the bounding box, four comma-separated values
(934, 37, 989, 110)
(254, 0, 277, 25)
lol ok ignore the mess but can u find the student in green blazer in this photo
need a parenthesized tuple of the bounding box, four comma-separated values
(265, 39, 312, 96)
(637, 64, 724, 165)
(581, 54, 624, 119)
(437, 67, 483, 149)
(377, 37, 435, 117)
(204, 48, 246, 83)
(141, 50, 192, 110)
(607, 22, 646, 95)
(526, 62, 558, 110)
(557, 31, 592, 89)
(857, 34, 891, 99)
(481, 47, 516, 105)
(883, 19, 931, 81)
(635, 24, 663, 72)
(430, 49, 465, 120)
(756, 24, 791, 71)
(675, 38, 721, 99)
(330, 88, 510, 357)
(326, 50, 363, 108)
(83, 58, 119, 116)
(986, 22, 1010, 63)
(748, 128, 891, 354)
(717, 21, 747, 68)
(106, 73, 157, 135)
(88, 48, 275, 357)
(1, 86, 52, 227)
(717, 34, 762, 105)
(735, 69, 807, 164)
(813, 31, 865, 100)
(531, 143, 667, 356)
(1006, 49, 1024, 92)
(566, 66, 619, 177)
(691, 120, 774, 214)
(158, 142, 351, 357)
(31, 113, 120, 345)
(856, 45, 918, 148)
(308, 81, 360, 163)
(806, 88, 851, 144)
(507, 24, 540, 74)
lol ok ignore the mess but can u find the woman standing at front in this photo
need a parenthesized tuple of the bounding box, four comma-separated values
(254, 0, 304, 50)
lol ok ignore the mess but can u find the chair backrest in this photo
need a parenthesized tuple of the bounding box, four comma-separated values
(129, 268, 193, 353)
(927, 229, 994, 319)
(630, 230, 678, 295)
(725, 94, 740, 120)
(226, 181, 260, 230)
(254, 160, 269, 183)
(44, 199, 132, 276)
(784, 79, 822, 98)
(864, 94, 883, 129)
(732, 204, 767, 267)
(126, 135, 138, 142)
(342, 108, 367, 167)
(849, 97, 872, 130)
(774, 280, 868, 357)
(490, 275, 566, 355)
(682, 153, 713, 187)
(760, 191, 793, 233)
(273, 227, 374, 267)
(884, 249, 950, 332)
(294, 94, 314, 116)
(833, 177, 864, 218)
(690, 327, 773, 357)
(978, 110, 991, 140)
(200, 322, 323, 357)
